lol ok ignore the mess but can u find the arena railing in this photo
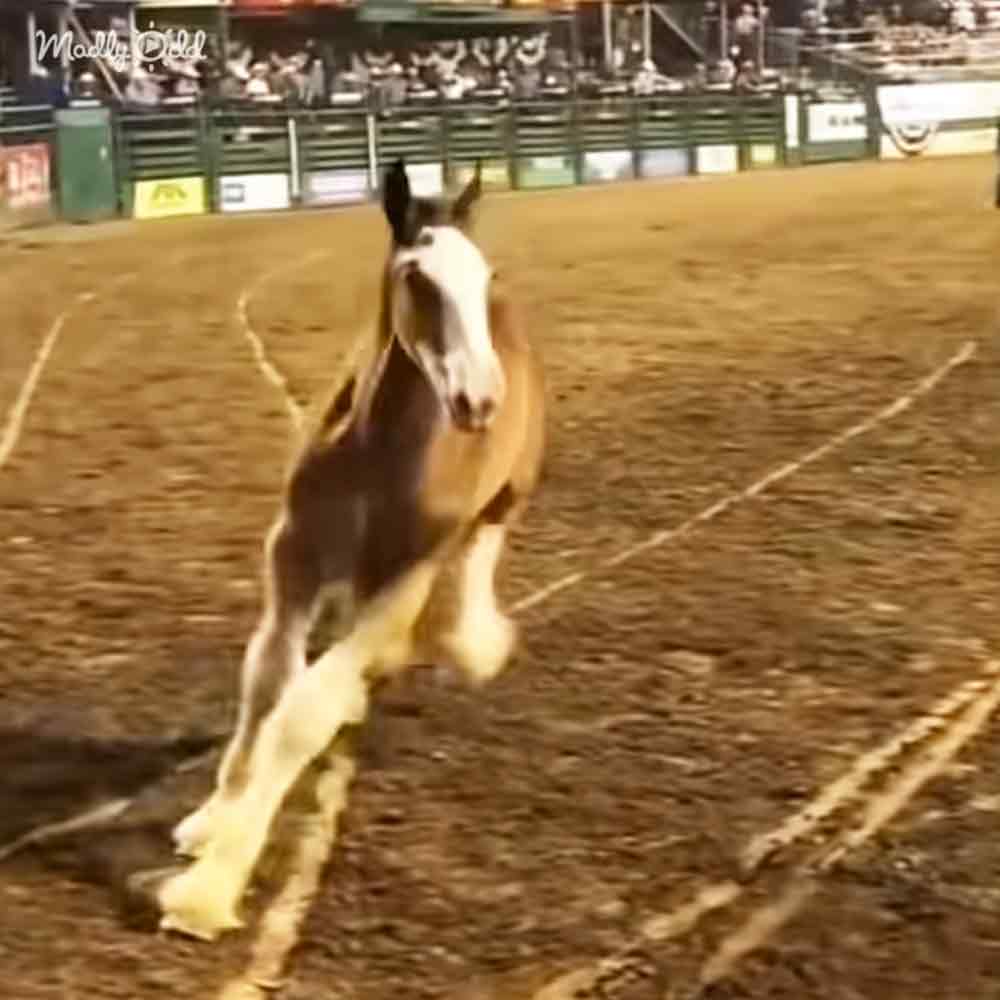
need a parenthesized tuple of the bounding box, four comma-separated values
(23, 81, 1000, 224)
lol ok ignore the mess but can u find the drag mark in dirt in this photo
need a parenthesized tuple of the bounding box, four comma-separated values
(227, 340, 980, 998)
(1, 288, 98, 470)
(512, 339, 978, 615)
(536, 657, 1000, 1000)
(235, 251, 328, 432)
(696, 660, 1000, 995)
(1, 272, 139, 471)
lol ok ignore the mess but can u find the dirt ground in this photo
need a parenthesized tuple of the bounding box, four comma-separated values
(1, 155, 999, 1000)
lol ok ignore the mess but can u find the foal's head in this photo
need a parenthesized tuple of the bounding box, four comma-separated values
(382, 159, 504, 433)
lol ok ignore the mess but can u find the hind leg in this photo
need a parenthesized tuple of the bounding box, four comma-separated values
(158, 560, 439, 940)
(173, 519, 322, 859)
(441, 487, 520, 685)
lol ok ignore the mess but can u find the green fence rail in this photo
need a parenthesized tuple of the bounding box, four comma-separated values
(0, 81, 996, 225)
(0, 103, 56, 148)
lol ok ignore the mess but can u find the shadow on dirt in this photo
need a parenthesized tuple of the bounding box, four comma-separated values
(0, 726, 223, 926)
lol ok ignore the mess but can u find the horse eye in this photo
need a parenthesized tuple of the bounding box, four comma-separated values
(417, 230, 434, 247)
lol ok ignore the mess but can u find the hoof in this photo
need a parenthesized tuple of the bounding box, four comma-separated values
(120, 864, 187, 931)
(442, 611, 516, 686)
(156, 866, 245, 942)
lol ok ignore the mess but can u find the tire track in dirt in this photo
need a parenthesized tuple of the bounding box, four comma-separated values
(221, 340, 979, 998)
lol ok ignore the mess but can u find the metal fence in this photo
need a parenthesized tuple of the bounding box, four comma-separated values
(1, 81, 996, 224)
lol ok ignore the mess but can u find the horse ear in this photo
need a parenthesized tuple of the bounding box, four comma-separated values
(452, 160, 482, 226)
(383, 159, 411, 243)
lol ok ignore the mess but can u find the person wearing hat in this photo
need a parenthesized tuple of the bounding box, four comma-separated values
(173, 60, 201, 99)
(384, 62, 407, 108)
(125, 64, 163, 109)
(246, 62, 271, 99)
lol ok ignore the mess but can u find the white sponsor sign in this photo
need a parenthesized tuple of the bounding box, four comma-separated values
(304, 169, 368, 206)
(877, 81, 1000, 127)
(807, 101, 867, 143)
(877, 81, 1000, 156)
(582, 149, 634, 183)
(695, 144, 738, 174)
(220, 173, 290, 213)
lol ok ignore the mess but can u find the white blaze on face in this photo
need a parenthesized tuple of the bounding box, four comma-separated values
(392, 224, 505, 430)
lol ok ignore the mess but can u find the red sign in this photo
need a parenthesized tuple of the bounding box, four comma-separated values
(3, 144, 51, 213)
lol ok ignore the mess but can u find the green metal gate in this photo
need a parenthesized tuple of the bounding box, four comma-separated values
(55, 107, 117, 223)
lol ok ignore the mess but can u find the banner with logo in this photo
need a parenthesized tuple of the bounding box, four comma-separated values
(303, 169, 369, 206)
(804, 100, 868, 162)
(451, 159, 510, 192)
(582, 149, 634, 184)
(133, 177, 205, 219)
(877, 81, 1000, 158)
(219, 173, 290, 213)
(3, 143, 51, 214)
(517, 155, 574, 189)
(640, 148, 688, 179)
(695, 145, 738, 174)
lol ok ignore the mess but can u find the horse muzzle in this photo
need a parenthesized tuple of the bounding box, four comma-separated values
(448, 389, 498, 433)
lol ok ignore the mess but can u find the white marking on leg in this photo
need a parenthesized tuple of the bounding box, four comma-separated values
(444, 524, 516, 684)
(159, 641, 369, 940)
(172, 617, 312, 857)
(216, 742, 356, 997)
(161, 565, 437, 940)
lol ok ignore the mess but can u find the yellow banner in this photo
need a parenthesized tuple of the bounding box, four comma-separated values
(134, 177, 205, 220)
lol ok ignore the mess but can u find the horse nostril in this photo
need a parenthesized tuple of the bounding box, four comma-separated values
(453, 391, 473, 424)
(478, 398, 496, 423)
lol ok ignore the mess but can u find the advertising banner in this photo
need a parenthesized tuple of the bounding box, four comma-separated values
(695, 144, 738, 174)
(517, 155, 574, 189)
(639, 147, 688, 179)
(749, 143, 777, 167)
(303, 169, 369, 206)
(582, 149, 634, 184)
(3, 143, 51, 213)
(451, 159, 510, 191)
(807, 102, 867, 143)
(877, 81, 1000, 157)
(133, 177, 205, 219)
(219, 173, 290, 213)
(803, 100, 868, 162)
(879, 127, 996, 160)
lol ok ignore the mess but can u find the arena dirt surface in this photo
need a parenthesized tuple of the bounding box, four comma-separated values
(1, 155, 999, 999)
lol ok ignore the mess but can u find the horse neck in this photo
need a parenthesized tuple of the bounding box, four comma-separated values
(349, 262, 426, 442)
